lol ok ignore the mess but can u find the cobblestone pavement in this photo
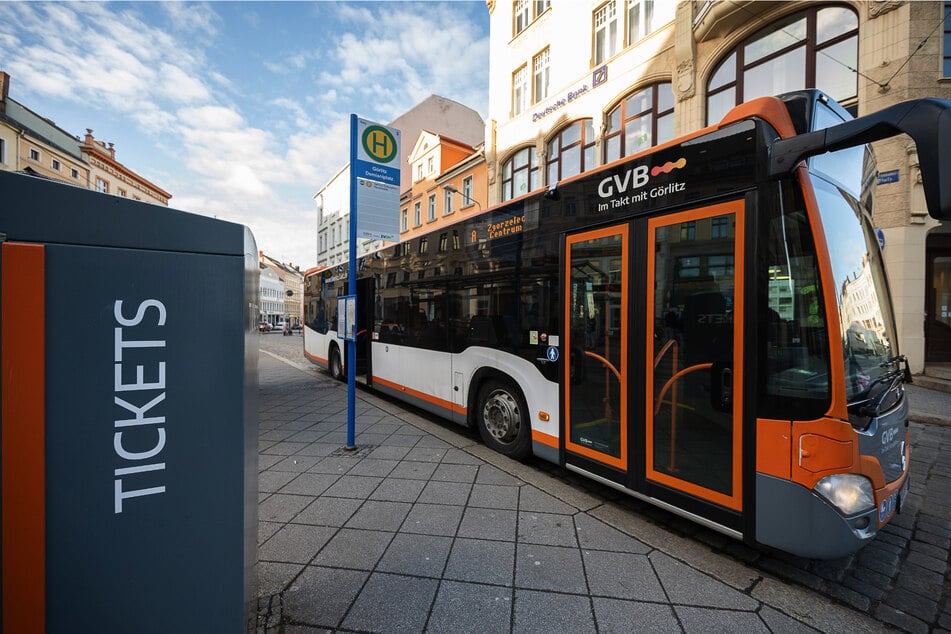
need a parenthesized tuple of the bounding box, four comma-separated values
(259, 332, 951, 632)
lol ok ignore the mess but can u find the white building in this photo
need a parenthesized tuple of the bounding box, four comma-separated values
(259, 266, 285, 327)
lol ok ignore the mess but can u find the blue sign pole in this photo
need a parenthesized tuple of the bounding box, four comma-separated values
(346, 114, 358, 450)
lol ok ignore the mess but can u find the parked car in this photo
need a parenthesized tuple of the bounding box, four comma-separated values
(258, 322, 272, 332)
(292, 323, 302, 331)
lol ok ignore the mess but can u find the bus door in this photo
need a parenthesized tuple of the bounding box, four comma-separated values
(355, 276, 374, 377)
(645, 201, 745, 520)
(564, 225, 630, 474)
(563, 201, 746, 528)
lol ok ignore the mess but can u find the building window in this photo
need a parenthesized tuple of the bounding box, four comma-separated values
(462, 176, 474, 208)
(604, 82, 674, 163)
(444, 188, 454, 215)
(0, 138, 5, 164)
(427, 156, 434, 175)
(513, 64, 529, 116)
(501, 146, 540, 202)
(533, 48, 550, 104)
(535, 0, 550, 17)
(439, 233, 448, 252)
(706, 6, 858, 123)
(416, 163, 424, 182)
(514, 0, 530, 35)
(29, 148, 40, 162)
(414, 201, 421, 227)
(626, 0, 673, 44)
(428, 194, 437, 221)
(594, 1, 619, 66)
(547, 120, 596, 185)
(680, 221, 696, 241)
(95, 177, 108, 193)
(401, 208, 408, 232)
(51, 158, 61, 171)
(711, 217, 729, 239)
(118, 188, 127, 197)
(71, 168, 79, 179)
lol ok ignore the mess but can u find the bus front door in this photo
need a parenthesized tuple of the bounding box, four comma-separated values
(645, 201, 745, 522)
(564, 201, 746, 531)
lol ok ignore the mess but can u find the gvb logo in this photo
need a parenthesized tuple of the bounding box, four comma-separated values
(597, 158, 687, 198)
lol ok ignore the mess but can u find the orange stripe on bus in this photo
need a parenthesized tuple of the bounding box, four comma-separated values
(2, 242, 46, 633)
(372, 375, 467, 416)
(531, 429, 559, 448)
(303, 349, 328, 365)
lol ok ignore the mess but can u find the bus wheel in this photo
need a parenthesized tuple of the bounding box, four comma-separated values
(477, 380, 531, 460)
(329, 346, 344, 381)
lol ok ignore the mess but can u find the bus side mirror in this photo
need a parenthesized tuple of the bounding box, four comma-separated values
(771, 97, 951, 220)
(710, 362, 732, 412)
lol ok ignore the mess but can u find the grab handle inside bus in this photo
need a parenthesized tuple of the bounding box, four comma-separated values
(770, 96, 951, 220)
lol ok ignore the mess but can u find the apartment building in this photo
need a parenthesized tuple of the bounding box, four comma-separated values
(0, 71, 170, 206)
(260, 252, 305, 327)
(400, 131, 487, 242)
(485, 0, 951, 373)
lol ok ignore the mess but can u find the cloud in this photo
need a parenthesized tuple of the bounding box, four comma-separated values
(161, 2, 219, 37)
(0, 1, 490, 268)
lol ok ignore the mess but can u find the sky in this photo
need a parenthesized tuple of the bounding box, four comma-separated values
(0, 1, 491, 269)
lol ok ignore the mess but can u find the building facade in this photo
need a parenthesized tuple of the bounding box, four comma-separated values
(484, 0, 951, 373)
(0, 71, 171, 206)
(260, 252, 305, 327)
(314, 95, 486, 268)
(81, 129, 171, 205)
(399, 131, 487, 242)
(258, 264, 286, 328)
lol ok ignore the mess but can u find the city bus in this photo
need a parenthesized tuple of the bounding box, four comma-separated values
(304, 90, 951, 558)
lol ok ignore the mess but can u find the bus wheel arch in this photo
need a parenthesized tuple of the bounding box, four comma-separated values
(470, 370, 532, 460)
(329, 343, 344, 381)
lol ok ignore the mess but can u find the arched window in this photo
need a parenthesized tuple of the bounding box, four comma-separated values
(604, 82, 674, 164)
(706, 5, 858, 124)
(546, 119, 596, 185)
(501, 146, 540, 202)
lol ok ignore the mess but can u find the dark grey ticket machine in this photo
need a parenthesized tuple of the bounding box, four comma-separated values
(0, 171, 259, 632)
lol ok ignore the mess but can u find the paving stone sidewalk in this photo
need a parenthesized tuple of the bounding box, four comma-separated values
(254, 346, 895, 633)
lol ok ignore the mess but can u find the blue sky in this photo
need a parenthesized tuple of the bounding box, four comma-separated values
(0, 1, 490, 268)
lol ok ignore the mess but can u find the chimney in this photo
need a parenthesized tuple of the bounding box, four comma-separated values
(0, 71, 9, 114)
(108, 142, 115, 159)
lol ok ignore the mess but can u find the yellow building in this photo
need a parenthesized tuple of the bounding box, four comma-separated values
(0, 71, 170, 206)
(400, 131, 487, 242)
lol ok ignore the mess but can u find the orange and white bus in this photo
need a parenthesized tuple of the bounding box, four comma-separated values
(305, 90, 951, 558)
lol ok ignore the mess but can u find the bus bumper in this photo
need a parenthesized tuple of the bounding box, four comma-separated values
(755, 472, 888, 559)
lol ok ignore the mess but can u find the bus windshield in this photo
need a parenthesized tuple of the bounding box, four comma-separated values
(812, 173, 897, 402)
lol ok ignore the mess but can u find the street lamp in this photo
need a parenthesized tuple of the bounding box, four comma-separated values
(443, 184, 482, 211)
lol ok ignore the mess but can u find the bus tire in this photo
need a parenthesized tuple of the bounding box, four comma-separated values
(476, 380, 531, 460)
(329, 345, 344, 381)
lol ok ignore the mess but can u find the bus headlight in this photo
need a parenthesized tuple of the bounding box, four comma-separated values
(814, 474, 875, 515)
